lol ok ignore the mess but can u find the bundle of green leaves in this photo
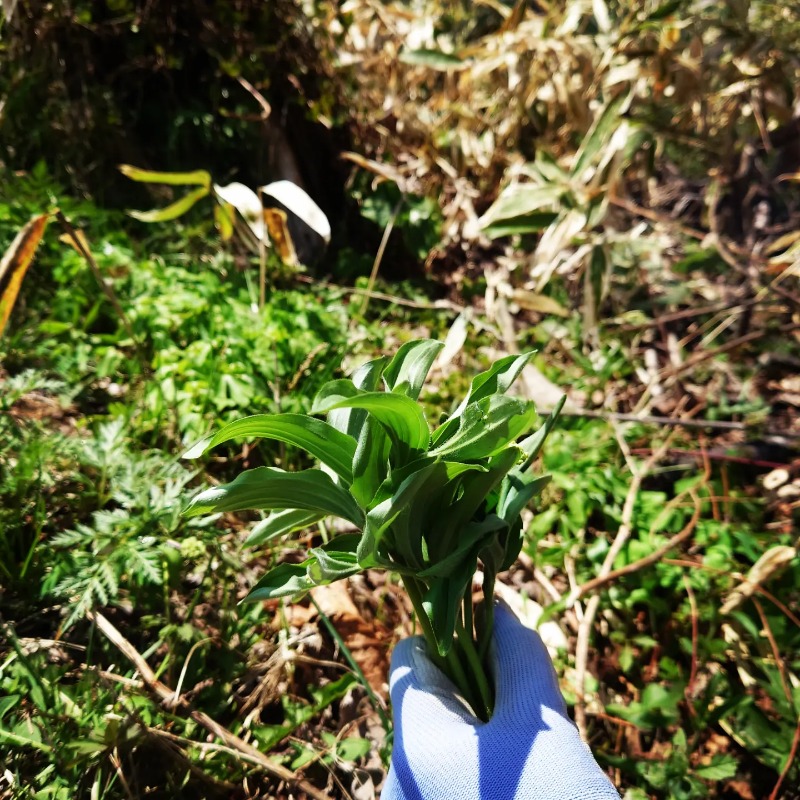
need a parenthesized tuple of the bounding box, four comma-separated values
(185, 340, 563, 720)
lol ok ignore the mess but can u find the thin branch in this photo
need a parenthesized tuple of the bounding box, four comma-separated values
(608, 297, 767, 333)
(660, 321, 800, 385)
(235, 75, 272, 120)
(682, 573, 699, 705)
(295, 274, 465, 313)
(87, 611, 332, 800)
(663, 559, 800, 631)
(560, 409, 752, 433)
(360, 197, 404, 317)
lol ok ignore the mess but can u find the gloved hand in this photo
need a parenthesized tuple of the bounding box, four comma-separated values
(383, 602, 620, 800)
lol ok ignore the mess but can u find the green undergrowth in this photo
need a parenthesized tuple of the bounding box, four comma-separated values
(1, 170, 798, 799)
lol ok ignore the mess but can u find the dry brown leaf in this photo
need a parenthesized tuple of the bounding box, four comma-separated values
(311, 583, 392, 693)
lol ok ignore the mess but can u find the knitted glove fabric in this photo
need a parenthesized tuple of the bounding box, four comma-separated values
(384, 604, 619, 800)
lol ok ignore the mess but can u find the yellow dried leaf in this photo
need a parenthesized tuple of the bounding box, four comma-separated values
(511, 290, 569, 317)
(0, 214, 49, 337)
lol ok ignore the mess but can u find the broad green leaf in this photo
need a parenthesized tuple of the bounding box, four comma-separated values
(497, 474, 551, 528)
(357, 460, 443, 567)
(570, 92, 629, 182)
(694, 756, 739, 781)
(326, 356, 388, 437)
(320, 357, 392, 505)
(308, 534, 362, 583)
(420, 515, 507, 578)
(423, 557, 476, 657)
(431, 396, 535, 461)
(0, 695, 20, 720)
(398, 49, 467, 70)
(350, 418, 390, 507)
(482, 213, 559, 240)
(518, 395, 566, 467)
(244, 562, 315, 601)
(0, 724, 52, 753)
(184, 467, 364, 526)
(332, 736, 371, 762)
(183, 414, 356, 483)
(245, 509, 323, 548)
(312, 379, 362, 414)
(383, 339, 444, 399)
(118, 165, 212, 188)
(403, 460, 487, 564)
(128, 185, 210, 223)
(432, 353, 533, 446)
(435, 448, 520, 552)
(479, 184, 564, 229)
(317, 392, 430, 462)
(383, 460, 455, 570)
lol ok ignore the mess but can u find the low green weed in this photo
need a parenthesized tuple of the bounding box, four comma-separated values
(531, 418, 800, 797)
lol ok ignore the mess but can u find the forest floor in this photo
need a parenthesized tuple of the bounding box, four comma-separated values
(2, 2, 800, 799)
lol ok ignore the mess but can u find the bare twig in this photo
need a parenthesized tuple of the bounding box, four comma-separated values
(682, 573, 699, 705)
(288, 342, 327, 392)
(109, 748, 136, 800)
(664, 559, 800, 631)
(560, 409, 749, 432)
(659, 321, 800, 385)
(236, 75, 272, 120)
(87, 611, 332, 800)
(360, 196, 404, 317)
(295, 274, 466, 314)
(608, 297, 767, 333)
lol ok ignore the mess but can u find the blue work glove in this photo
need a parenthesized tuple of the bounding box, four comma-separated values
(383, 603, 619, 800)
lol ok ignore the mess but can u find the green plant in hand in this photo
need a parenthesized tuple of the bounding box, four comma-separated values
(185, 341, 563, 720)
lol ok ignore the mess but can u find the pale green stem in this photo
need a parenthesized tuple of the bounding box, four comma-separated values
(402, 576, 483, 717)
(455, 617, 493, 719)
